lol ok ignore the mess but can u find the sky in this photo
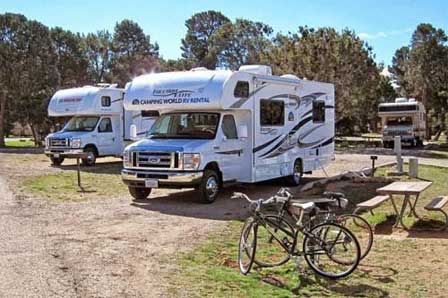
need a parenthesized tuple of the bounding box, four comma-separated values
(1, 0, 447, 66)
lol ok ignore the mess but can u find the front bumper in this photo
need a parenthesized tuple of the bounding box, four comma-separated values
(44, 148, 84, 157)
(121, 168, 203, 188)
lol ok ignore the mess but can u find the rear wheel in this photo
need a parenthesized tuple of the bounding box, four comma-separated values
(238, 217, 257, 275)
(82, 146, 97, 166)
(285, 159, 303, 186)
(50, 156, 64, 166)
(128, 186, 152, 200)
(198, 170, 220, 203)
(336, 214, 373, 260)
(303, 223, 360, 279)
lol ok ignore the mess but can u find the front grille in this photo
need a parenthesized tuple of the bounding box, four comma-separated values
(50, 138, 69, 147)
(385, 130, 410, 136)
(133, 151, 179, 169)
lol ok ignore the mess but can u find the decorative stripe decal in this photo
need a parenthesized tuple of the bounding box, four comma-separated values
(259, 136, 288, 157)
(111, 98, 123, 103)
(253, 135, 281, 153)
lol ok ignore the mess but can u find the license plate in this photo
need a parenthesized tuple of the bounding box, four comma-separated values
(54, 153, 60, 158)
(145, 179, 158, 188)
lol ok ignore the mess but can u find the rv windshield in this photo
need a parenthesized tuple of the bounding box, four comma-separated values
(149, 112, 219, 139)
(64, 116, 100, 132)
(386, 116, 412, 127)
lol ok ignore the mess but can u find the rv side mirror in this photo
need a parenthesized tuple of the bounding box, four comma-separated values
(130, 124, 137, 140)
(238, 125, 248, 139)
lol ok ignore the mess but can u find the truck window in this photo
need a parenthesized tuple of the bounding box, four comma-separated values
(260, 99, 284, 126)
(98, 118, 113, 133)
(234, 81, 249, 98)
(222, 115, 238, 139)
(101, 96, 111, 107)
(312, 101, 325, 123)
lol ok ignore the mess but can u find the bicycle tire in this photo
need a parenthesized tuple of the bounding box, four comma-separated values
(337, 214, 373, 260)
(303, 222, 361, 279)
(238, 217, 257, 275)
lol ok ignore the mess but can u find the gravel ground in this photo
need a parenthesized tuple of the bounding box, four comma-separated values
(0, 151, 445, 297)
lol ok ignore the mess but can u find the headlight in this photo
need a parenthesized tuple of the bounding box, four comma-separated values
(71, 138, 82, 148)
(183, 153, 201, 170)
(123, 149, 131, 168)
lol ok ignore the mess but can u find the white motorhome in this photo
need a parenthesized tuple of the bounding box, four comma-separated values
(121, 65, 335, 203)
(378, 98, 426, 148)
(45, 84, 158, 166)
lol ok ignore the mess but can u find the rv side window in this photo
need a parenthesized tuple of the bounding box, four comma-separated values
(101, 96, 111, 107)
(141, 110, 160, 118)
(260, 99, 284, 126)
(234, 81, 249, 98)
(98, 118, 113, 133)
(312, 101, 325, 123)
(222, 115, 238, 139)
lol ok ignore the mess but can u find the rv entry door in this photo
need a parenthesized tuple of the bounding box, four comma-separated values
(216, 114, 244, 182)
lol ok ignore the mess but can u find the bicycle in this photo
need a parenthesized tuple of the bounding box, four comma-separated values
(234, 191, 361, 279)
(249, 189, 373, 268)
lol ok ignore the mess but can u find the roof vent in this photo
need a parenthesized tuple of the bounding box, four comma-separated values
(190, 67, 208, 72)
(408, 98, 416, 102)
(395, 98, 408, 103)
(281, 74, 300, 81)
(238, 65, 272, 75)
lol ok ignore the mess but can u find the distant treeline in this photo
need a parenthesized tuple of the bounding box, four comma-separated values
(0, 11, 447, 146)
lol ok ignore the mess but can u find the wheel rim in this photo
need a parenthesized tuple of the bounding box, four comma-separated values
(205, 176, 218, 199)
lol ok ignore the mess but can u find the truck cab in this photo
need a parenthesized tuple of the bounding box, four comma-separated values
(45, 84, 157, 166)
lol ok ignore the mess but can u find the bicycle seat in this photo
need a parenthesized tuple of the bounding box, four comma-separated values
(323, 191, 345, 199)
(291, 201, 315, 213)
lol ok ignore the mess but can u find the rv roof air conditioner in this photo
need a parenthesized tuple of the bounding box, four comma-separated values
(395, 98, 408, 103)
(190, 67, 208, 72)
(238, 65, 272, 76)
(281, 74, 300, 81)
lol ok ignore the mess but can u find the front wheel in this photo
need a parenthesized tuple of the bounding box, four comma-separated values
(303, 223, 360, 279)
(198, 170, 220, 203)
(82, 147, 97, 166)
(128, 187, 152, 200)
(238, 217, 257, 275)
(50, 156, 64, 166)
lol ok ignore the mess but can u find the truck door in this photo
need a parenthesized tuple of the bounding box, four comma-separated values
(97, 117, 118, 155)
(215, 114, 244, 182)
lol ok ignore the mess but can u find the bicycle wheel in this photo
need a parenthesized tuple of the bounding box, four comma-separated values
(303, 223, 360, 279)
(238, 217, 257, 275)
(336, 214, 373, 260)
(253, 215, 295, 268)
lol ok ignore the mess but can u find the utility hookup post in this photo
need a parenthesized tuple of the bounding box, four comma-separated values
(394, 136, 403, 173)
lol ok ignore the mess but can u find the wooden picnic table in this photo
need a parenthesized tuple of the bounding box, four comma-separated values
(377, 181, 432, 229)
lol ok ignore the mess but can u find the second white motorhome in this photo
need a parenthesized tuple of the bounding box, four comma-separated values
(378, 98, 426, 148)
(121, 65, 335, 203)
(45, 84, 158, 166)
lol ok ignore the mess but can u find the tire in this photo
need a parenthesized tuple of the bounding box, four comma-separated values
(253, 215, 294, 268)
(336, 214, 373, 260)
(128, 186, 152, 200)
(198, 170, 220, 203)
(50, 156, 64, 166)
(238, 217, 257, 275)
(285, 159, 303, 186)
(303, 223, 360, 279)
(82, 146, 97, 166)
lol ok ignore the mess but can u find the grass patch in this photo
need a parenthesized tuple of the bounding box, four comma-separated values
(169, 164, 448, 297)
(21, 168, 127, 201)
(5, 138, 36, 147)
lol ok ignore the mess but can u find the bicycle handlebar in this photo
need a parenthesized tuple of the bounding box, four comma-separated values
(231, 188, 293, 211)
